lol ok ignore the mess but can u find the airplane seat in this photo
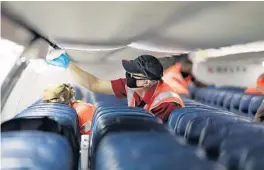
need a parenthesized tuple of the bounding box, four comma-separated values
(167, 108, 203, 134)
(239, 147, 264, 170)
(216, 91, 228, 108)
(197, 88, 208, 103)
(184, 114, 251, 145)
(89, 105, 164, 166)
(218, 86, 245, 92)
(16, 102, 80, 136)
(223, 92, 235, 111)
(238, 94, 255, 115)
(2, 116, 80, 169)
(1, 131, 74, 170)
(167, 107, 232, 136)
(210, 90, 222, 107)
(199, 123, 264, 160)
(88, 104, 223, 169)
(218, 135, 264, 170)
(201, 89, 211, 103)
(175, 109, 235, 137)
(95, 132, 226, 170)
(248, 96, 264, 118)
(194, 88, 202, 101)
(194, 88, 209, 102)
(183, 101, 222, 111)
(205, 89, 218, 105)
(193, 87, 246, 109)
(183, 98, 211, 107)
(183, 98, 199, 104)
(187, 83, 197, 99)
(167, 106, 222, 131)
(230, 93, 244, 114)
(91, 104, 155, 126)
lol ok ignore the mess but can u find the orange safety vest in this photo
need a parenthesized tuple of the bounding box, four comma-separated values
(70, 101, 95, 135)
(126, 82, 184, 112)
(245, 73, 264, 96)
(162, 63, 191, 95)
(245, 87, 264, 96)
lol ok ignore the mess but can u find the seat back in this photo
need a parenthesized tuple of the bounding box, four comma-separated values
(89, 105, 162, 163)
(185, 114, 251, 145)
(199, 122, 264, 159)
(1, 131, 74, 170)
(16, 102, 80, 136)
(239, 94, 254, 115)
(239, 147, 264, 170)
(210, 90, 221, 106)
(167, 107, 224, 133)
(230, 93, 244, 114)
(248, 96, 264, 117)
(223, 93, 235, 111)
(1, 117, 80, 169)
(219, 135, 264, 170)
(95, 131, 226, 170)
(216, 91, 228, 108)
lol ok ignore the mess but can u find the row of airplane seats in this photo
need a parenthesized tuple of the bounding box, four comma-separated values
(2, 85, 263, 170)
(1, 100, 81, 170)
(87, 91, 226, 170)
(76, 87, 264, 170)
(167, 98, 264, 170)
(193, 87, 264, 118)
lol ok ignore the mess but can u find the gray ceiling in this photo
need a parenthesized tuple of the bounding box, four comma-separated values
(2, 1, 264, 63)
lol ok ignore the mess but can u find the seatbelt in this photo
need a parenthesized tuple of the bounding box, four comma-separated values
(80, 135, 89, 170)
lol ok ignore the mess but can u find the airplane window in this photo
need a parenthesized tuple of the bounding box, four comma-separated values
(0, 38, 24, 86)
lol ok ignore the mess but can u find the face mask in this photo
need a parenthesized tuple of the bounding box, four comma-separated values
(126, 72, 145, 88)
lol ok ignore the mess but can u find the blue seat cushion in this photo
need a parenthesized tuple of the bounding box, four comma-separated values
(95, 131, 225, 170)
(167, 107, 225, 134)
(223, 93, 235, 111)
(184, 114, 251, 144)
(215, 91, 228, 108)
(1, 131, 73, 170)
(239, 147, 264, 170)
(219, 135, 264, 170)
(230, 93, 244, 114)
(176, 111, 217, 136)
(199, 123, 264, 159)
(239, 94, 255, 115)
(210, 91, 221, 106)
(89, 106, 163, 161)
(91, 105, 155, 131)
(206, 90, 218, 105)
(248, 96, 264, 118)
(176, 110, 234, 136)
(1, 117, 80, 168)
(16, 103, 79, 135)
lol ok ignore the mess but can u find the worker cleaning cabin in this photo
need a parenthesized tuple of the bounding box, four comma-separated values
(1, 2, 264, 170)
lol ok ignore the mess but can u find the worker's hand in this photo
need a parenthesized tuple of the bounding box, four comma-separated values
(46, 49, 70, 69)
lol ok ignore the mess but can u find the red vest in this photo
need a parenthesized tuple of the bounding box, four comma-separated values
(162, 63, 191, 95)
(126, 82, 184, 112)
(70, 101, 95, 135)
(245, 87, 264, 96)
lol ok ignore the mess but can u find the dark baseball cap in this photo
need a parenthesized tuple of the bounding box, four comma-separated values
(122, 55, 163, 80)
